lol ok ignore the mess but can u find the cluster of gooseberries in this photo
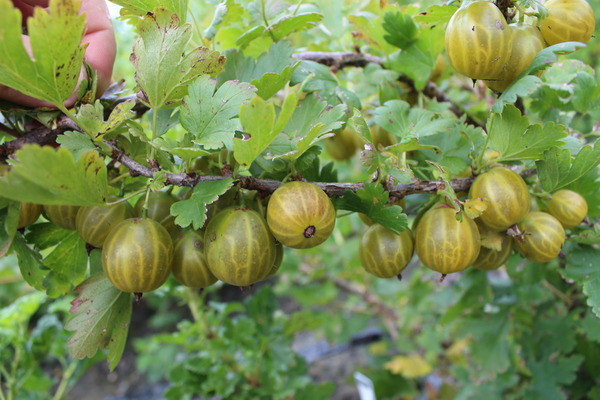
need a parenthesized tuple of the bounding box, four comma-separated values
(16, 181, 337, 294)
(444, 0, 595, 92)
(357, 166, 588, 280)
(13, 162, 588, 290)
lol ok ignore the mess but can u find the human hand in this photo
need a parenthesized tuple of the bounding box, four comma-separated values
(0, 0, 116, 108)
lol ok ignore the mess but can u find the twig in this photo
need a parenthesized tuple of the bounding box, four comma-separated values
(292, 51, 383, 69)
(0, 115, 78, 161)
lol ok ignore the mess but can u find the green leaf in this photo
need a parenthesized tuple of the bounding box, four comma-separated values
(56, 131, 96, 161)
(42, 230, 88, 297)
(73, 99, 136, 138)
(457, 311, 511, 376)
(413, 5, 456, 25)
(0, 292, 46, 340)
(0, 0, 85, 107)
(290, 60, 338, 92)
(382, 11, 418, 49)
(334, 183, 408, 233)
(10, 235, 48, 291)
(373, 100, 453, 141)
(492, 42, 587, 113)
(486, 105, 567, 163)
(171, 178, 234, 230)
(296, 382, 336, 400)
(0, 145, 108, 206)
(524, 355, 583, 400)
(385, 26, 444, 90)
(234, 96, 281, 168)
(217, 41, 298, 100)
(236, 25, 267, 49)
(251, 66, 296, 100)
(560, 245, 600, 318)
(269, 93, 345, 161)
(180, 76, 256, 150)
(271, 12, 323, 41)
(110, 0, 188, 19)
(25, 221, 71, 249)
(132, 8, 225, 108)
(566, 168, 600, 218)
(536, 141, 600, 192)
(66, 274, 132, 371)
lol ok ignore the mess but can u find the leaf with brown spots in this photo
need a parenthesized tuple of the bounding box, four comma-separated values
(0, 0, 86, 107)
(65, 273, 132, 371)
(131, 8, 225, 109)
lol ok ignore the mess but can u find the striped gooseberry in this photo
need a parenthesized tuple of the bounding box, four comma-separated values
(204, 207, 276, 286)
(471, 219, 514, 271)
(76, 201, 134, 248)
(264, 241, 284, 279)
(514, 211, 565, 263)
(484, 23, 546, 93)
(44, 204, 81, 230)
(539, 0, 595, 45)
(266, 181, 336, 249)
(102, 218, 173, 293)
(445, 1, 512, 80)
(134, 191, 179, 236)
(469, 167, 530, 231)
(359, 224, 414, 279)
(17, 203, 42, 229)
(415, 206, 480, 275)
(544, 189, 588, 229)
(325, 128, 360, 161)
(171, 230, 217, 288)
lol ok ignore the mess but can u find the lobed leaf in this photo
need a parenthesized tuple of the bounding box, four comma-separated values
(374, 100, 454, 141)
(486, 105, 567, 164)
(0, 145, 108, 206)
(171, 178, 234, 230)
(334, 183, 408, 233)
(234, 96, 279, 169)
(536, 141, 600, 192)
(0, 0, 86, 107)
(11, 235, 48, 291)
(66, 274, 132, 371)
(110, 0, 188, 19)
(180, 76, 256, 150)
(217, 41, 298, 100)
(131, 8, 225, 108)
(42, 230, 87, 297)
(382, 11, 418, 49)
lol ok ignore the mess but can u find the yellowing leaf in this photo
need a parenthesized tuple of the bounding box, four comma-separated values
(476, 219, 505, 251)
(368, 341, 388, 356)
(384, 354, 432, 378)
(445, 338, 471, 365)
(462, 197, 488, 219)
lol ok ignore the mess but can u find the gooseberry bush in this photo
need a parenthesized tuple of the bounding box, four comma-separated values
(0, 0, 599, 398)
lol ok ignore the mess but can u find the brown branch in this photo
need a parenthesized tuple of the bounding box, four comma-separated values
(0, 115, 78, 162)
(293, 51, 383, 69)
(5, 121, 533, 199)
(106, 139, 478, 197)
